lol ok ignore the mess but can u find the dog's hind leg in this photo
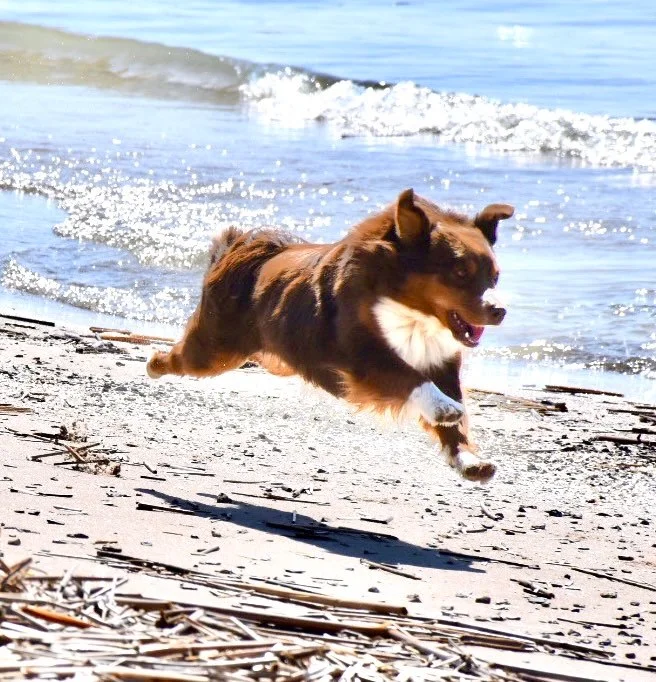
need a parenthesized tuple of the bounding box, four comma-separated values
(146, 311, 247, 380)
(250, 352, 297, 377)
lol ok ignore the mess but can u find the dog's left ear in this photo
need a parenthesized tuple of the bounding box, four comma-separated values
(474, 204, 514, 245)
(395, 188, 429, 247)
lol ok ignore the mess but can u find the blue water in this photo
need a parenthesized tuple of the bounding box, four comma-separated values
(1, 1, 656, 398)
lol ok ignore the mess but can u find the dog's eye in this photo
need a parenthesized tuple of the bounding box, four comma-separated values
(454, 265, 468, 280)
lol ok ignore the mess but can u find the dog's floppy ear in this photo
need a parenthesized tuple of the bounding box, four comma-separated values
(395, 188, 429, 246)
(474, 204, 514, 245)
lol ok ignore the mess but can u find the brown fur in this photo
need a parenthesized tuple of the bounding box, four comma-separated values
(147, 189, 513, 483)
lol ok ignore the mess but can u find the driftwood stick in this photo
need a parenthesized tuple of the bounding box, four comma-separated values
(432, 616, 613, 658)
(135, 502, 197, 516)
(360, 559, 421, 581)
(591, 433, 656, 447)
(552, 562, 656, 593)
(138, 639, 280, 656)
(185, 602, 391, 636)
(544, 384, 623, 397)
(230, 491, 329, 506)
(100, 332, 175, 346)
(387, 626, 453, 660)
(0, 312, 54, 327)
(53, 458, 111, 467)
(21, 604, 93, 629)
(480, 502, 503, 521)
(225, 579, 408, 616)
(437, 548, 539, 570)
(93, 668, 206, 682)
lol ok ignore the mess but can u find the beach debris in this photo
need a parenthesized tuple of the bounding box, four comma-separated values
(136, 502, 198, 516)
(0, 312, 55, 327)
(359, 515, 393, 525)
(1, 554, 646, 681)
(468, 389, 567, 414)
(0, 404, 32, 415)
(591, 433, 656, 447)
(550, 563, 656, 593)
(230, 491, 329, 506)
(480, 502, 504, 522)
(6, 425, 121, 476)
(75, 339, 126, 354)
(544, 384, 624, 397)
(265, 521, 399, 543)
(92, 326, 176, 346)
(360, 559, 421, 581)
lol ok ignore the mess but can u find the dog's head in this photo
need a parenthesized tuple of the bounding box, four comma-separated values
(392, 188, 513, 348)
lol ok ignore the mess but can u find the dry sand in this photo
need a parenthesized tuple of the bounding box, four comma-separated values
(0, 313, 655, 680)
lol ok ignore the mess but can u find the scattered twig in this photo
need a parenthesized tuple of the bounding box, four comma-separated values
(551, 562, 656, 593)
(544, 384, 623, 398)
(230, 491, 329, 506)
(360, 559, 421, 581)
(437, 547, 539, 570)
(0, 312, 55, 327)
(480, 502, 504, 522)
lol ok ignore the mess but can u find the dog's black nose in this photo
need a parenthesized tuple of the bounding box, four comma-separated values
(490, 306, 506, 324)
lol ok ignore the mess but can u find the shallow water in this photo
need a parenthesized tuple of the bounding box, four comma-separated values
(2, 1, 656, 398)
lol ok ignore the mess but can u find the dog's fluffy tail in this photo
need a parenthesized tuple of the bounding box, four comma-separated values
(209, 226, 244, 268)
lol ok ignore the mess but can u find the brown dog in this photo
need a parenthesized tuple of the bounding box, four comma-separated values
(147, 189, 513, 482)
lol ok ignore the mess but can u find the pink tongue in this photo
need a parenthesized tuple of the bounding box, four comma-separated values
(469, 324, 485, 343)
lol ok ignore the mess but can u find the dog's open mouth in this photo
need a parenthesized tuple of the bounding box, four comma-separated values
(448, 311, 485, 348)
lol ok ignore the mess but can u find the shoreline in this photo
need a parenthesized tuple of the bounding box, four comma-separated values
(2, 187, 655, 403)
(0, 311, 655, 679)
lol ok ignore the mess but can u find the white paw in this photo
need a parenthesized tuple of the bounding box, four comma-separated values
(453, 449, 496, 483)
(409, 382, 464, 425)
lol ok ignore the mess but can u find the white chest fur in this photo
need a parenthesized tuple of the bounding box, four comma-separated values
(372, 296, 462, 372)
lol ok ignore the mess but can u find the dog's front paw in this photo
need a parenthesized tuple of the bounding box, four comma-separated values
(146, 352, 166, 379)
(454, 450, 496, 484)
(410, 382, 464, 426)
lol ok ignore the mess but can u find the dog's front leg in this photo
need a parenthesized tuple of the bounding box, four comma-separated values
(339, 344, 465, 425)
(419, 364, 496, 483)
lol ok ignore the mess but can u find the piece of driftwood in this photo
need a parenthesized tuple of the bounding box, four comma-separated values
(265, 521, 399, 542)
(544, 384, 624, 397)
(551, 562, 656, 593)
(20, 604, 93, 629)
(2, 554, 652, 682)
(360, 559, 421, 581)
(135, 502, 197, 516)
(100, 332, 176, 346)
(591, 433, 656, 447)
(0, 404, 32, 414)
(437, 547, 539, 570)
(0, 312, 55, 327)
(469, 389, 567, 414)
(230, 491, 329, 506)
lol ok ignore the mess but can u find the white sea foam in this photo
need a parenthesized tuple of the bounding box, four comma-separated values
(2, 259, 192, 324)
(242, 74, 656, 169)
(2, 21, 655, 169)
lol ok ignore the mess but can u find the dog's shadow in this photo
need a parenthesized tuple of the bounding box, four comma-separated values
(136, 488, 483, 574)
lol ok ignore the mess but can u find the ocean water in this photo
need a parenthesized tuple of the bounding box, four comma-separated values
(2, 1, 656, 398)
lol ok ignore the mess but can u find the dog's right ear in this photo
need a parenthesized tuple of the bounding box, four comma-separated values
(395, 188, 429, 247)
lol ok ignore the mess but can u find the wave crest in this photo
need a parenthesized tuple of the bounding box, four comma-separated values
(2, 258, 193, 324)
(2, 21, 656, 168)
(242, 74, 656, 169)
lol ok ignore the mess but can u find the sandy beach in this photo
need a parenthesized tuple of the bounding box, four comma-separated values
(1, 313, 655, 680)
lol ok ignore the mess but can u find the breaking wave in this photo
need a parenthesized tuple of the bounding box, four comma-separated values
(2, 21, 655, 168)
(2, 259, 193, 324)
